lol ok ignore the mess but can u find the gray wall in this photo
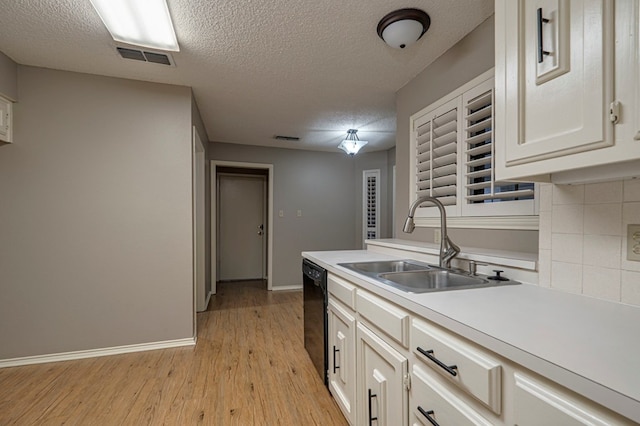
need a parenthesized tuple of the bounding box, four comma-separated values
(0, 66, 195, 359)
(0, 51, 17, 100)
(395, 16, 538, 253)
(210, 143, 386, 286)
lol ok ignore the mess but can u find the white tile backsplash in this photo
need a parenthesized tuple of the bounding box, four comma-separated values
(585, 181, 623, 204)
(544, 180, 640, 306)
(538, 249, 551, 288)
(551, 233, 583, 264)
(582, 265, 621, 302)
(551, 262, 583, 294)
(583, 203, 622, 236)
(539, 183, 553, 212)
(551, 204, 584, 234)
(553, 184, 584, 205)
(539, 210, 552, 250)
(583, 235, 622, 268)
(623, 178, 640, 202)
(621, 270, 640, 305)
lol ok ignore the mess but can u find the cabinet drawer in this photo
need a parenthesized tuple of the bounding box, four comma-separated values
(514, 373, 634, 426)
(356, 290, 409, 348)
(328, 274, 356, 310)
(411, 318, 501, 414)
(411, 365, 492, 426)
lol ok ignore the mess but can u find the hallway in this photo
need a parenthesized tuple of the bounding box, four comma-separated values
(0, 281, 347, 425)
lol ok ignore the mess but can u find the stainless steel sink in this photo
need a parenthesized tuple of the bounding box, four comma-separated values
(339, 260, 431, 275)
(339, 260, 520, 294)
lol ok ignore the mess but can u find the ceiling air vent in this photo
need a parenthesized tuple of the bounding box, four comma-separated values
(116, 47, 174, 66)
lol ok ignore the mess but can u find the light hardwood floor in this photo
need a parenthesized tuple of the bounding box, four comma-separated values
(0, 280, 348, 425)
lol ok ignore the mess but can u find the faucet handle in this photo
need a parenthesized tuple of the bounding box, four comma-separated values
(468, 260, 488, 276)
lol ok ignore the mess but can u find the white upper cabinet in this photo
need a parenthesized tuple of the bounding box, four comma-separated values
(495, 0, 640, 183)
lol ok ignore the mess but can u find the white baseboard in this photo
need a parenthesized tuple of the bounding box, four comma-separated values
(0, 337, 196, 369)
(271, 285, 302, 291)
(204, 290, 213, 309)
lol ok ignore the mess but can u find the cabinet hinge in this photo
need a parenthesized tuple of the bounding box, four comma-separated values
(403, 373, 411, 391)
(609, 101, 620, 124)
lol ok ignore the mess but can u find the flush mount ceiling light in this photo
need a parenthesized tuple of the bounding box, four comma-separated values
(377, 8, 431, 49)
(89, 0, 179, 51)
(338, 129, 368, 156)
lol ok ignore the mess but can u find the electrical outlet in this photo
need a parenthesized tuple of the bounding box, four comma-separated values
(279, 210, 284, 217)
(297, 210, 302, 217)
(627, 224, 640, 261)
(434, 229, 441, 244)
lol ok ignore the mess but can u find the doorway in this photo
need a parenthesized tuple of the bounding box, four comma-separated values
(218, 172, 266, 281)
(211, 161, 274, 294)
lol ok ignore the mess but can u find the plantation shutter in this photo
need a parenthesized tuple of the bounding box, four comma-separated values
(414, 98, 459, 208)
(363, 169, 380, 244)
(462, 79, 534, 205)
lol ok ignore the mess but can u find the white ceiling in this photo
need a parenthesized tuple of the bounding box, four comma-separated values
(0, 0, 493, 153)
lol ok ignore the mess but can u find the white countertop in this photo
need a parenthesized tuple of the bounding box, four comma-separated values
(302, 249, 640, 424)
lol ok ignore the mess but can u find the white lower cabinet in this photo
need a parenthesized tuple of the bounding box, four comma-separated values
(327, 299, 357, 425)
(410, 364, 493, 426)
(326, 272, 635, 425)
(513, 373, 635, 426)
(357, 322, 409, 426)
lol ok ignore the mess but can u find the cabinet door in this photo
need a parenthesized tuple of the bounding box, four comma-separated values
(328, 299, 356, 425)
(496, 0, 614, 167)
(357, 323, 408, 426)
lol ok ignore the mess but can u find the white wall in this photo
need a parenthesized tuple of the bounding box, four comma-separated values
(210, 142, 384, 286)
(538, 180, 640, 306)
(0, 66, 195, 359)
(395, 16, 538, 253)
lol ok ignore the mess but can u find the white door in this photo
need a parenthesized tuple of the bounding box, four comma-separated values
(218, 174, 266, 281)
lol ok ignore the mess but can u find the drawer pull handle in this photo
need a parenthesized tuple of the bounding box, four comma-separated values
(368, 388, 378, 426)
(417, 347, 458, 376)
(537, 7, 551, 63)
(418, 406, 440, 426)
(333, 346, 340, 373)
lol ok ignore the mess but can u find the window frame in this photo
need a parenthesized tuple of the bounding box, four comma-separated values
(408, 69, 539, 230)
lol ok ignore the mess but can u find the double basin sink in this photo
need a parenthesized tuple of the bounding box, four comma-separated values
(338, 260, 520, 294)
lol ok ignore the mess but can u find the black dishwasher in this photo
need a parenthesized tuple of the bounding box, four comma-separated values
(302, 258, 328, 387)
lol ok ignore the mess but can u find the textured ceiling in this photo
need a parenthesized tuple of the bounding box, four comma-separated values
(0, 0, 493, 153)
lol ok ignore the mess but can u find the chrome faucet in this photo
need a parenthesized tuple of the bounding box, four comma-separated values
(403, 196, 460, 269)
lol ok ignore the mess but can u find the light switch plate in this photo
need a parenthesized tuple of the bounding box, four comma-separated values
(627, 224, 640, 261)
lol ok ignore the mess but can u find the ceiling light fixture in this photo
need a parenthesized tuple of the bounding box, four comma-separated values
(89, 0, 179, 51)
(377, 8, 431, 49)
(338, 129, 368, 156)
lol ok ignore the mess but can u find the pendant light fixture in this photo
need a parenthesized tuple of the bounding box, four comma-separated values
(377, 8, 431, 49)
(338, 129, 368, 156)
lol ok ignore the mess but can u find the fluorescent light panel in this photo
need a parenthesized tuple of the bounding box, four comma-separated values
(90, 0, 179, 51)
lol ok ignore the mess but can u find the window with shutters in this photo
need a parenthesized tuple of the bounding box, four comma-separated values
(409, 70, 538, 229)
(413, 97, 461, 218)
(363, 169, 380, 245)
